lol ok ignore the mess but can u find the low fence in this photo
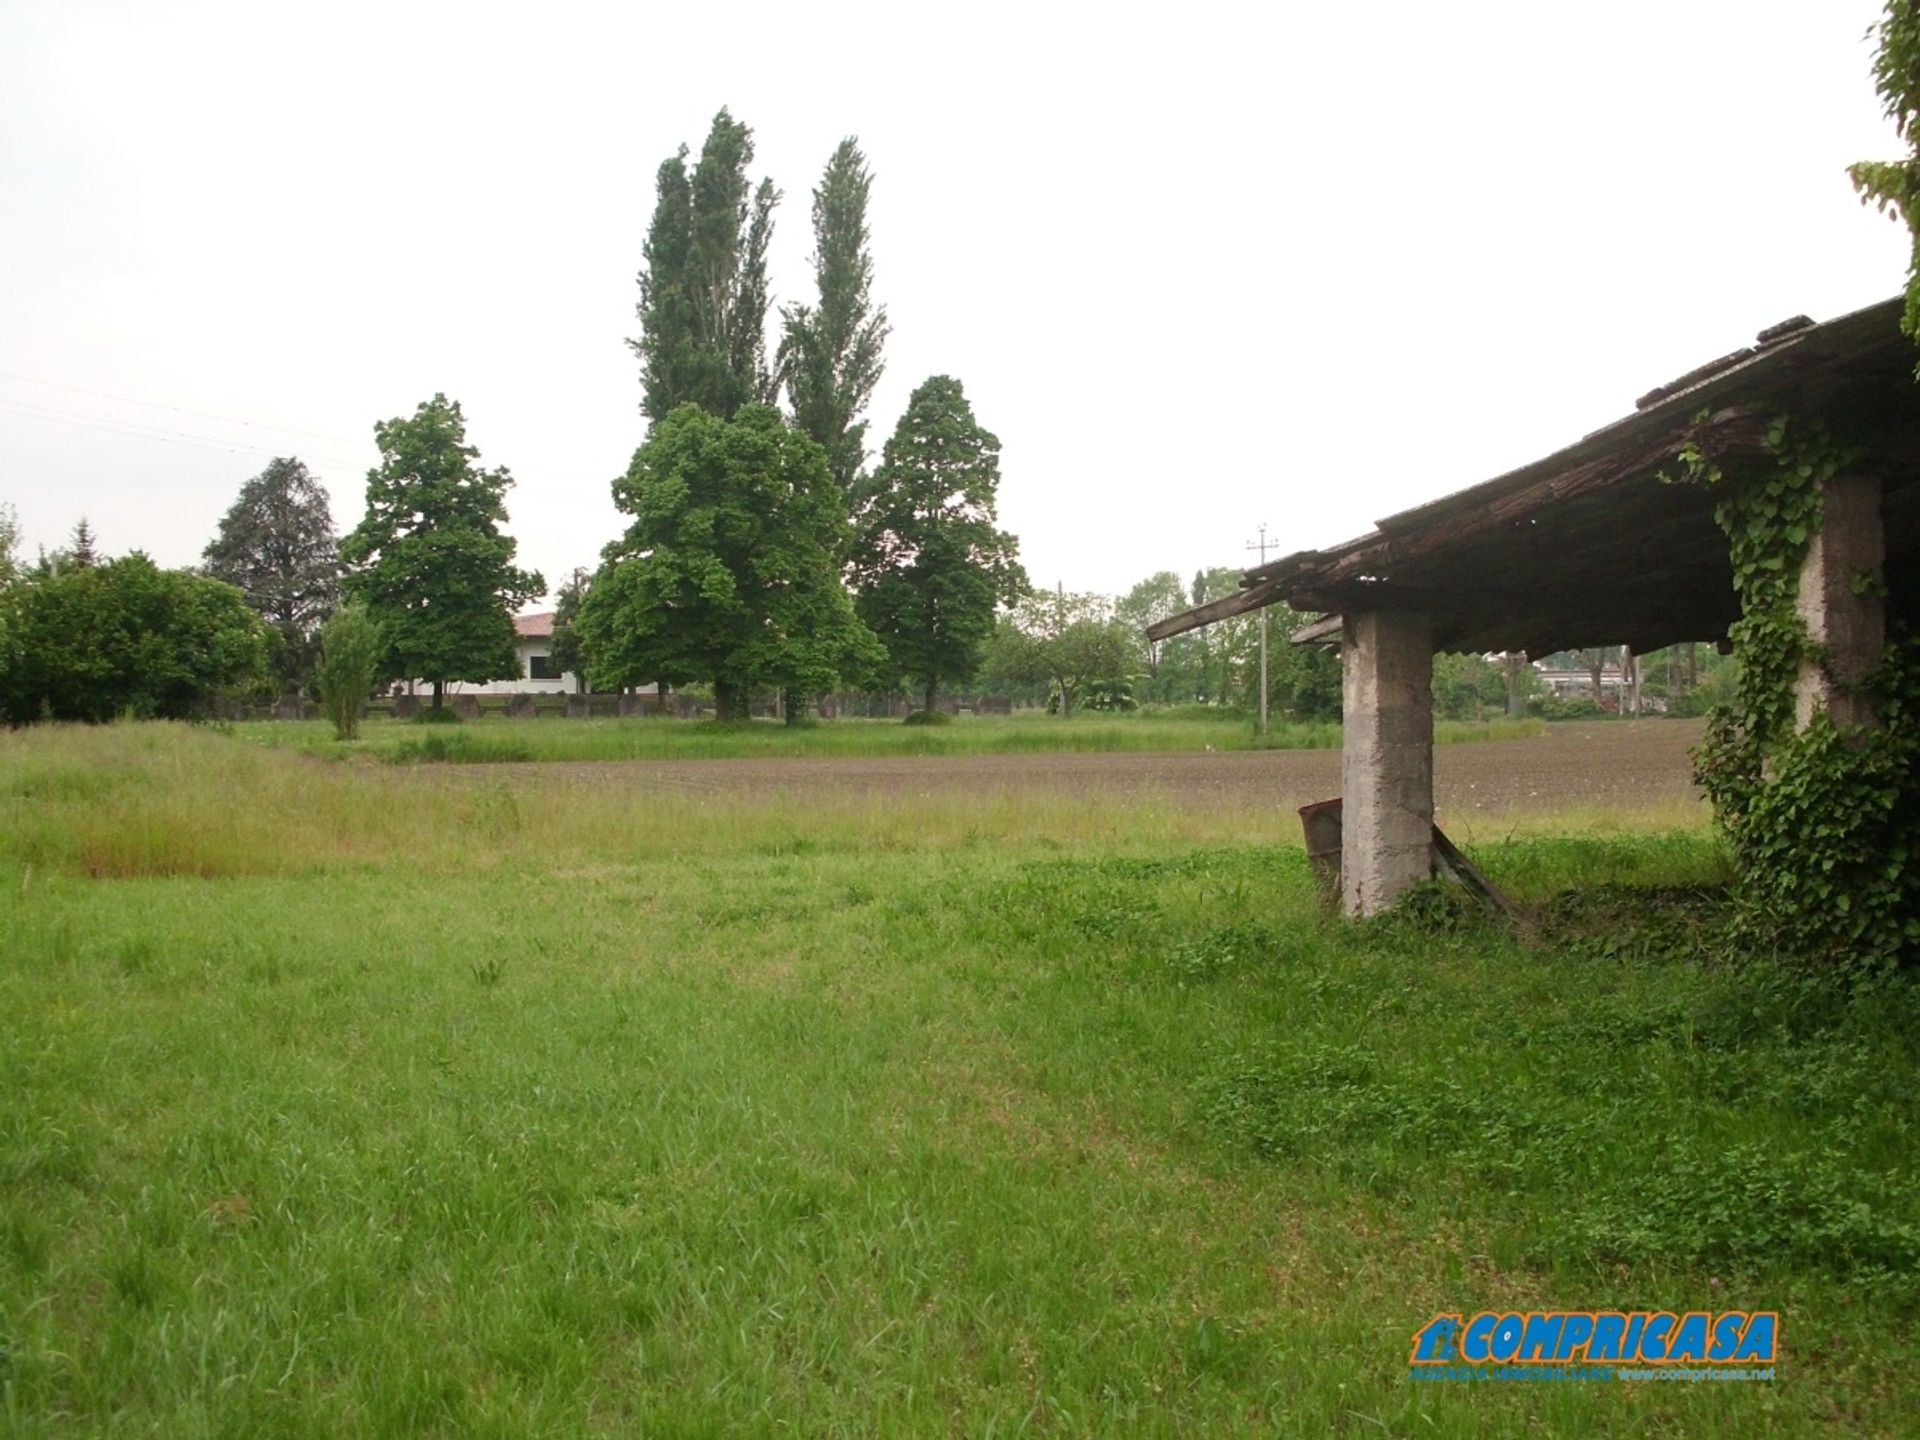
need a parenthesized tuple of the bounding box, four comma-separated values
(230, 693, 707, 722)
(225, 693, 1019, 721)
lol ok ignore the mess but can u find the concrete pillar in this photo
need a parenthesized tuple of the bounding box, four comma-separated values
(1794, 473, 1884, 736)
(1340, 609, 1435, 917)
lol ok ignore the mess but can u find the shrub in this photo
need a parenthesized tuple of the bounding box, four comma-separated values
(314, 605, 381, 741)
(1141, 703, 1250, 724)
(2, 555, 270, 724)
(1527, 693, 1608, 721)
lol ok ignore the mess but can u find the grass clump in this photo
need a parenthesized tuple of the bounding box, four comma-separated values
(389, 730, 535, 765)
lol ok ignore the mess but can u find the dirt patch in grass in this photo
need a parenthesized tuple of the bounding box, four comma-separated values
(429, 721, 1705, 816)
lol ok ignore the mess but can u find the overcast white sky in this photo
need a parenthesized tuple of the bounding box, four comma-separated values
(0, 1, 1909, 606)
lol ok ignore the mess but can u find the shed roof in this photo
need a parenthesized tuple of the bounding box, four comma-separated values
(1148, 297, 1920, 656)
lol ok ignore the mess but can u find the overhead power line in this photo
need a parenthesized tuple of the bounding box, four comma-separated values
(0, 398, 371, 473)
(0, 369, 369, 448)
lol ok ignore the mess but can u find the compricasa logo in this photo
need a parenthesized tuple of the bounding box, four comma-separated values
(1410, 1311, 1778, 1382)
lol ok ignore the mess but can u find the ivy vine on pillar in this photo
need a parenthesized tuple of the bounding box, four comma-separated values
(1673, 412, 1918, 965)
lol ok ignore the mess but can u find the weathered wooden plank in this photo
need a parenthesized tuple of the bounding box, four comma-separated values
(1143, 579, 1284, 640)
(1432, 825, 1521, 920)
(1290, 614, 1343, 647)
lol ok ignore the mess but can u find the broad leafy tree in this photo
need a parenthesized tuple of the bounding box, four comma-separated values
(1430, 652, 1506, 722)
(1264, 601, 1341, 721)
(989, 589, 1136, 719)
(1114, 571, 1190, 701)
(851, 376, 1024, 714)
(339, 395, 544, 710)
(632, 109, 779, 422)
(577, 404, 883, 721)
(780, 138, 889, 502)
(202, 456, 341, 693)
(1192, 565, 1259, 705)
(2, 554, 270, 723)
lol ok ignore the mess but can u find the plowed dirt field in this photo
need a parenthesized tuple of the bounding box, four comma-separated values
(439, 720, 1705, 817)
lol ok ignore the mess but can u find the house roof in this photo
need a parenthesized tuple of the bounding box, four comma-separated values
(514, 612, 554, 639)
(1147, 296, 1920, 656)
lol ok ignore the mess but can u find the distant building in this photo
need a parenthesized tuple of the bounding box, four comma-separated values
(399, 612, 578, 696)
(1535, 664, 1627, 698)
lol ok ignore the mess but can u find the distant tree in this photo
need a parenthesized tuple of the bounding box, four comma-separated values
(1575, 645, 1614, 704)
(1193, 565, 1260, 705)
(67, 517, 98, 570)
(1431, 651, 1506, 722)
(0, 503, 19, 586)
(548, 567, 591, 693)
(991, 588, 1136, 719)
(1114, 571, 1189, 700)
(0, 505, 21, 703)
(577, 404, 884, 721)
(780, 138, 890, 503)
(202, 456, 341, 694)
(1264, 602, 1342, 722)
(315, 603, 381, 741)
(851, 377, 1025, 715)
(339, 395, 544, 711)
(632, 109, 780, 422)
(2, 554, 269, 724)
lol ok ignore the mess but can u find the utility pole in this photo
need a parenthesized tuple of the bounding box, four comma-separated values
(1246, 524, 1274, 736)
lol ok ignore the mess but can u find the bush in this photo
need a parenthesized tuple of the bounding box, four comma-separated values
(315, 605, 381, 741)
(2, 554, 270, 724)
(1527, 693, 1608, 721)
(1140, 703, 1249, 724)
(902, 709, 952, 726)
(414, 706, 462, 725)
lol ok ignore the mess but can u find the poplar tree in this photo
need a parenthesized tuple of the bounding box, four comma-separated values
(631, 109, 779, 421)
(780, 138, 889, 502)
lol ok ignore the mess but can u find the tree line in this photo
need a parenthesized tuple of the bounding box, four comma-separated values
(6, 106, 1689, 732)
(0, 110, 1038, 728)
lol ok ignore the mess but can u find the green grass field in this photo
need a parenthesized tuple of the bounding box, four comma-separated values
(231, 710, 1546, 765)
(2, 724, 1915, 1436)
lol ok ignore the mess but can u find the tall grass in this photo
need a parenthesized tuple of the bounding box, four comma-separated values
(0, 724, 1306, 879)
(231, 712, 1546, 765)
(2, 723, 1908, 1436)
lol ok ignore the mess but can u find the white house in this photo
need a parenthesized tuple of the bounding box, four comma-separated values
(407, 612, 579, 695)
(505, 612, 574, 693)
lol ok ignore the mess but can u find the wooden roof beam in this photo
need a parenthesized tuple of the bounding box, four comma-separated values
(1144, 578, 1286, 641)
